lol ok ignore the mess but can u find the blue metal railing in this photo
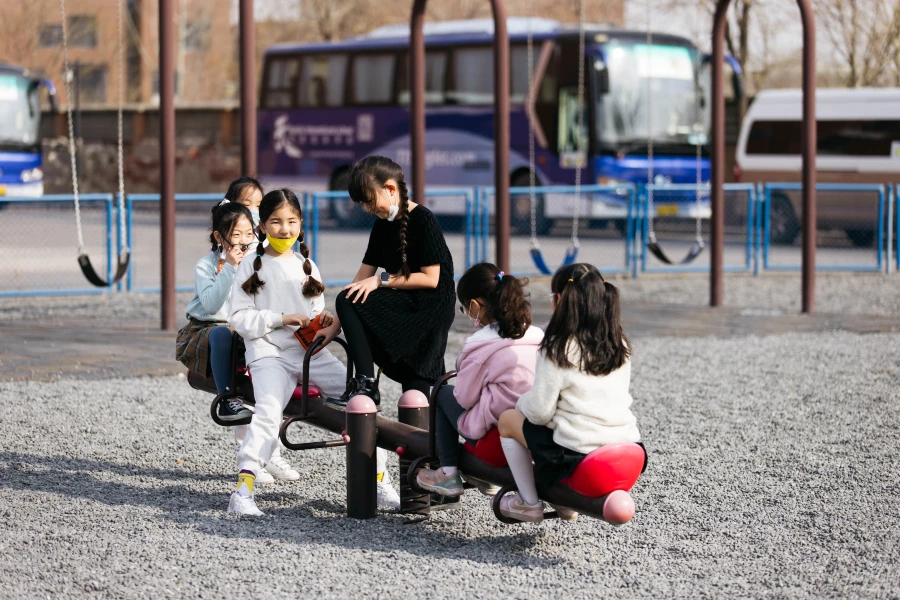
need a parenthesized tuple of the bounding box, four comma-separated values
(762, 183, 885, 272)
(0, 194, 116, 297)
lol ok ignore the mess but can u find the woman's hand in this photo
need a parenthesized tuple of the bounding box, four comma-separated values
(318, 310, 334, 328)
(281, 313, 311, 328)
(342, 276, 380, 303)
(313, 319, 342, 346)
(224, 243, 244, 267)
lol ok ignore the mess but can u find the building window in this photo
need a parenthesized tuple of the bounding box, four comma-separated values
(184, 20, 210, 52)
(68, 15, 98, 48)
(79, 65, 107, 104)
(39, 24, 64, 48)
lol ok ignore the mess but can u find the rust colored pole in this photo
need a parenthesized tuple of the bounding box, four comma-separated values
(710, 0, 729, 307)
(410, 0, 427, 206)
(159, 0, 176, 331)
(239, 0, 257, 175)
(798, 0, 817, 313)
(491, 1, 511, 274)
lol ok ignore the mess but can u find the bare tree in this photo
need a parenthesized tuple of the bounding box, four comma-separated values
(815, 0, 900, 87)
(0, 0, 60, 73)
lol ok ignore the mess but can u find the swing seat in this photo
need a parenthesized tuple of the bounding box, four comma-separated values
(78, 251, 130, 287)
(463, 427, 508, 468)
(560, 442, 647, 498)
(647, 238, 705, 266)
(530, 245, 578, 276)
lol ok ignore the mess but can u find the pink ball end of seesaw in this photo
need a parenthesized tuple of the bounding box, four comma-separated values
(602, 490, 635, 525)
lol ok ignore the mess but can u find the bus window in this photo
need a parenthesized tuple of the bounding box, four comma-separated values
(557, 86, 588, 159)
(397, 51, 448, 105)
(510, 45, 529, 105)
(263, 57, 299, 109)
(747, 119, 900, 157)
(351, 54, 396, 104)
(298, 54, 347, 107)
(448, 47, 493, 104)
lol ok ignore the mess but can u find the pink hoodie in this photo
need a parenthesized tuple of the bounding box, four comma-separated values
(454, 324, 544, 440)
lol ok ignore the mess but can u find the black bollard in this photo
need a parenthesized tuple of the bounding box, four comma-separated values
(345, 395, 377, 519)
(397, 390, 431, 515)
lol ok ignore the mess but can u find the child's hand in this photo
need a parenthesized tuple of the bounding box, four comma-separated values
(281, 313, 311, 328)
(224, 243, 244, 266)
(342, 276, 379, 303)
(318, 310, 334, 328)
(313, 319, 342, 346)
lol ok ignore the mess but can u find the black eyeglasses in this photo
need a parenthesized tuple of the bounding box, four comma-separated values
(224, 240, 259, 253)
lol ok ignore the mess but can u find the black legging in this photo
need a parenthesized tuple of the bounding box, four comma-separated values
(335, 290, 431, 397)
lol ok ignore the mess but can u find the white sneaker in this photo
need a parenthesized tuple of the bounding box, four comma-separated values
(377, 472, 401, 509)
(228, 492, 264, 516)
(255, 470, 275, 484)
(266, 455, 300, 481)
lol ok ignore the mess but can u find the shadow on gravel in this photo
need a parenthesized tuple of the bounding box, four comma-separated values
(0, 453, 564, 567)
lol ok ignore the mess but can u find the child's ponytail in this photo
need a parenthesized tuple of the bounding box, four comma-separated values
(541, 263, 630, 376)
(457, 262, 531, 339)
(241, 230, 267, 295)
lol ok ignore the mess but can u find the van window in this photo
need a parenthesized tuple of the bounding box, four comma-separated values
(352, 54, 395, 104)
(747, 119, 900, 157)
(264, 57, 299, 108)
(397, 51, 448, 105)
(298, 54, 347, 107)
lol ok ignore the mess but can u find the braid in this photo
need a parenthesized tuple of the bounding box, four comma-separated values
(241, 231, 266, 295)
(396, 178, 412, 279)
(297, 230, 324, 297)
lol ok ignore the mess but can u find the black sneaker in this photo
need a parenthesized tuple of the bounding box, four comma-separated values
(218, 396, 253, 423)
(327, 373, 381, 409)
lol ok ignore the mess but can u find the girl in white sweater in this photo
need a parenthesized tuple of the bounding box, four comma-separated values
(496, 263, 642, 523)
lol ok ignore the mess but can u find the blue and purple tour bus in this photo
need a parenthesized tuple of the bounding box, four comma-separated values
(0, 63, 56, 201)
(257, 19, 725, 231)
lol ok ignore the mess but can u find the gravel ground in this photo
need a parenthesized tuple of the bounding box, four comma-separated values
(1, 272, 898, 325)
(1, 330, 898, 599)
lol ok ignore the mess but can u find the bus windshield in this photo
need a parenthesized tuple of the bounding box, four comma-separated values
(0, 74, 40, 151)
(596, 43, 705, 150)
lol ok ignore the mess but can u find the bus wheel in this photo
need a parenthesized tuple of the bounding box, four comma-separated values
(329, 170, 369, 229)
(511, 172, 553, 236)
(769, 193, 800, 245)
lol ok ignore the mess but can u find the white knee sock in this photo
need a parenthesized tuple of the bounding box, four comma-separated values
(376, 447, 387, 475)
(500, 437, 540, 506)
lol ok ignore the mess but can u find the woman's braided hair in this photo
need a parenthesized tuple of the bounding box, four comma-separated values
(347, 155, 412, 278)
(241, 188, 324, 297)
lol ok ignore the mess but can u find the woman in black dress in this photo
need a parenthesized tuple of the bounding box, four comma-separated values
(326, 156, 455, 407)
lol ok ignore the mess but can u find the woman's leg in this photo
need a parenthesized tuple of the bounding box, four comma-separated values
(207, 326, 233, 395)
(434, 385, 465, 469)
(335, 290, 375, 378)
(498, 409, 540, 506)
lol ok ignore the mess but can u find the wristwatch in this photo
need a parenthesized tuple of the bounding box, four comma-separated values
(380, 271, 390, 287)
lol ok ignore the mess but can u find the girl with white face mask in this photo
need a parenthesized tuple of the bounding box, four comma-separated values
(326, 156, 457, 413)
(415, 263, 544, 497)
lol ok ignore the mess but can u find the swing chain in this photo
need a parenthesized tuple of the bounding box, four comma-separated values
(570, 0, 586, 249)
(58, 0, 85, 255)
(527, 0, 538, 248)
(645, 0, 655, 242)
(116, 0, 128, 253)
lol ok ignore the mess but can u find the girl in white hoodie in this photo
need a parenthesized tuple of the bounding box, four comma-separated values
(496, 263, 642, 523)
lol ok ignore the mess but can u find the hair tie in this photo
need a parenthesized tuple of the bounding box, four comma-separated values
(497, 271, 504, 281)
(218, 198, 230, 206)
(567, 278, 574, 283)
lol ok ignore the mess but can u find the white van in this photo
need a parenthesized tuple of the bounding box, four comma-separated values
(732, 88, 900, 245)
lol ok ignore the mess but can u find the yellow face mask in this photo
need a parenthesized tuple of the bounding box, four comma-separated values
(266, 233, 298, 254)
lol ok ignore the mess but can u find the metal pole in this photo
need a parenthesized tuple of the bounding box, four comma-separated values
(345, 396, 378, 519)
(710, 1, 728, 307)
(410, 0, 427, 206)
(239, 0, 257, 175)
(398, 391, 430, 516)
(491, 1, 511, 273)
(798, 0, 817, 313)
(159, 0, 176, 330)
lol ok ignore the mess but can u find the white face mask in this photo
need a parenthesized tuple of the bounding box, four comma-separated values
(385, 194, 399, 222)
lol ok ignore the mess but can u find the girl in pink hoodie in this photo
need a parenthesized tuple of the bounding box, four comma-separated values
(416, 263, 543, 497)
